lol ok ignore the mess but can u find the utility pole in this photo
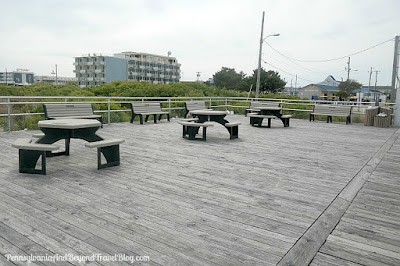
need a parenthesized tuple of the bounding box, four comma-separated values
(374, 70, 380, 106)
(346, 57, 351, 80)
(368, 67, 373, 96)
(255, 11, 265, 99)
(391, 35, 399, 103)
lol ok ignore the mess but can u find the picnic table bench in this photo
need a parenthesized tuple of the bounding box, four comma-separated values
(12, 138, 60, 175)
(130, 102, 170, 124)
(184, 101, 211, 117)
(310, 105, 352, 124)
(178, 121, 214, 141)
(85, 138, 125, 169)
(43, 103, 103, 127)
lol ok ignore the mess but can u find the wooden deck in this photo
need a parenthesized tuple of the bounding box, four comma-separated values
(0, 116, 399, 265)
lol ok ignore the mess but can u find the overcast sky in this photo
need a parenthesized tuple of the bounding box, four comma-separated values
(0, 0, 399, 87)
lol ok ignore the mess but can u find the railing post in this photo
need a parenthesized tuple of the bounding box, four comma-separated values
(209, 97, 212, 109)
(168, 98, 171, 116)
(108, 98, 111, 125)
(7, 98, 11, 133)
(225, 98, 228, 111)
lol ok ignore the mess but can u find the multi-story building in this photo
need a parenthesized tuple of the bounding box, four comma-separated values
(74, 54, 127, 87)
(0, 70, 35, 86)
(74, 52, 181, 87)
(114, 52, 181, 84)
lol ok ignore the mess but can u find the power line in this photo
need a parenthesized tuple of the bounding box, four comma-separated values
(264, 51, 345, 76)
(262, 59, 317, 84)
(265, 37, 394, 63)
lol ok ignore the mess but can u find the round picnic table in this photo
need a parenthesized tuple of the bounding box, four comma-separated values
(37, 119, 103, 156)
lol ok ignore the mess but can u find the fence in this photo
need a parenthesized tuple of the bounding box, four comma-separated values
(0, 96, 395, 132)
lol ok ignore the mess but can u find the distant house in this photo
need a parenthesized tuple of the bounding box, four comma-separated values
(318, 75, 340, 87)
(297, 75, 341, 100)
(297, 84, 340, 100)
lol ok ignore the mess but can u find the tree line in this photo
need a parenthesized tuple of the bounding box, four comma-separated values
(207, 67, 287, 94)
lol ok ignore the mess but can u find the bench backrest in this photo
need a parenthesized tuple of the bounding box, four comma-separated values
(131, 102, 163, 114)
(250, 101, 281, 109)
(184, 101, 208, 112)
(43, 103, 95, 119)
(313, 105, 352, 116)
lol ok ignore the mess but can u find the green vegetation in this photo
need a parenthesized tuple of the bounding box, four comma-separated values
(210, 67, 286, 94)
(337, 79, 363, 100)
(0, 81, 305, 131)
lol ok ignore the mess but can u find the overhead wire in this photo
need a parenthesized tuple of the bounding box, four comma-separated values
(264, 37, 394, 63)
(262, 37, 394, 86)
(262, 59, 318, 84)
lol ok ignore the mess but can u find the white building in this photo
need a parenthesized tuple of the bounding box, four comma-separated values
(74, 54, 127, 87)
(114, 52, 181, 84)
(35, 76, 77, 85)
(74, 52, 181, 87)
(0, 70, 35, 86)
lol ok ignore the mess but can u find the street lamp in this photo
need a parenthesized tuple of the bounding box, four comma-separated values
(255, 12, 280, 99)
(51, 64, 58, 85)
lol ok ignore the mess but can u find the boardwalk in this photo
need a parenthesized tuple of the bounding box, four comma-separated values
(0, 116, 399, 265)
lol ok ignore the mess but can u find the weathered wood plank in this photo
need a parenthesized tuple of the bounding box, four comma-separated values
(0, 117, 398, 265)
(319, 235, 400, 265)
(310, 252, 361, 266)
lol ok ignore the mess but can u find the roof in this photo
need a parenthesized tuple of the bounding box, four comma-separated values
(355, 88, 382, 93)
(301, 84, 340, 92)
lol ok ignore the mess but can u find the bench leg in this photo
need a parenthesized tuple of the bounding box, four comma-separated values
(19, 149, 47, 175)
(250, 117, 254, 125)
(187, 126, 201, 140)
(139, 115, 144, 124)
(227, 126, 239, 139)
(153, 115, 157, 123)
(182, 125, 187, 138)
(281, 118, 290, 127)
(267, 118, 272, 128)
(97, 145, 120, 169)
(202, 127, 207, 140)
(182, 125, 205, 141)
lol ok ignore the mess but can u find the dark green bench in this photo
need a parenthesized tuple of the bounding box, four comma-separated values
(184, 101, 211, 117)
(310, 105, 352, 124)
(130, 102, 170, 124)
(43, 103, 103, 127)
